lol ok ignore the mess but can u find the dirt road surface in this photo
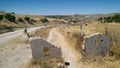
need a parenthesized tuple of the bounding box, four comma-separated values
(0, 26, 47, 45)
(0, 26, 50, 68)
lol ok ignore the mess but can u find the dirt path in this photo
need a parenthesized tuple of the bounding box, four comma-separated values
(0, 26, 47, 45)
(47, 28, 82, 68)
(0, 43, 32, 68)
(0, 25, 51, 68)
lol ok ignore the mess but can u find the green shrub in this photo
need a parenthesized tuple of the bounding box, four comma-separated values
(18, 18, 24, 23)
(4, 13, 16, 22)
(0, 15, 3, 21)
(11, 12, 15, 14)
(98, 14, 120, 23)
(24, 16, 30, 22)
(112, 15, 120, 23)
(41, 18, 49, 23)
(31, 19, 36, 22)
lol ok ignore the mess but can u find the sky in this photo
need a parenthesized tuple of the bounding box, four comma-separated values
(0, 0, 120, 15)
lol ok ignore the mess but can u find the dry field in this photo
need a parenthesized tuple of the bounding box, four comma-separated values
(40, 22, 120, 68)
(1, 22, 120, 68)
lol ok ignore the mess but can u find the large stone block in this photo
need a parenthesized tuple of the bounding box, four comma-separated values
(83, 33, 110, 57)
(30, 37, 62, 59)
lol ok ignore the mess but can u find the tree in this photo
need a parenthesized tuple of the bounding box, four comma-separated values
(4, 13, 16, 22)
(24, 16, 30, 22)
(18, 18, 24, 22)
(98, 17, 103, 23)
(11, 12, 15, 14)
(0, 15, 3, 21)
(41, 18, 49, 23)
(31, 19, 36, 22)
(112, 14, 120, 23)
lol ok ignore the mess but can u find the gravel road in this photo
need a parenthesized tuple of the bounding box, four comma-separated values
(0, 26, 47, 45)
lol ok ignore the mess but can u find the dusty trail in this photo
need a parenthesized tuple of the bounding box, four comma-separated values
(0, 25, 51, 68)
(0, 26, 47, 45)
(47, 28, 82, 68)
(0, 44, 31, 68)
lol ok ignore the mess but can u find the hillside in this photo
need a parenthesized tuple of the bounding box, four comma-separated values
(1, 12, 120, 34)
(0, 12, 58, 34)
(45, 13, 120, 22)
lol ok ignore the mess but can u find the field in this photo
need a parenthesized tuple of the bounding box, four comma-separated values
(23, 22, 120, 68)
(0, 12, 120, 68)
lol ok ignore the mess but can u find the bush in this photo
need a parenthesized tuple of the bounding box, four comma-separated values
(11, 12, 15, 14)
(4, 13, 16, 22)
(18, 18, 24, 23)
(24, 16, 30, 22)
(31, 19, 36, 22)
(0, 15, 3, 21)
(41, 18, 49, 23)
(98, 14, 120, 23)
(112, 15, 120, 23)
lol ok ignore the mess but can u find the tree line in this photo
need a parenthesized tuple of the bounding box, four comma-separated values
(98, 14, 120, 23)
(0, 13, 49, 24)
(0, 13, 36, 24)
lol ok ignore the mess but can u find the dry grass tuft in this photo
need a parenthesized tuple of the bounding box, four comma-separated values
(96, 23, 120, 59)
(81, 56, 120, 68)
(24, 58, 63, 68)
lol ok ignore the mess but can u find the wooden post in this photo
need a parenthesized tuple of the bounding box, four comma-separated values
(80, 20, 83, 36)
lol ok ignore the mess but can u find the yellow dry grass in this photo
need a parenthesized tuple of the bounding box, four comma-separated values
(24, 58, 63, 68)
(15, 26, 57, 44)
(23, 22, 120, 68)
(58, 26, 83, 52)
(95, 23, 120, 58)
(57, 22, 120, 68)
(32, 26, 57, 39)
(81, 56, 120, 68)
(57, 23, 97, 53)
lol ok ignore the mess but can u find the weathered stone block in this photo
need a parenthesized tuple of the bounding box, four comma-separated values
(83, 33, 110, 57)
(30, 37, 61, 59)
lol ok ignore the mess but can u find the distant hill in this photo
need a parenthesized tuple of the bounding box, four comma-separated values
(0, 12, 120, 34)
(45, 13, 120, 22)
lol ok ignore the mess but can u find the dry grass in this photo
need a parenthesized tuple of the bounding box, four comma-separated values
(32, 26, 57, 39)
(58, 26, 84, 53)
(57, 23, 97, 55)
(3, 22, 119, 68)
(24, 58, 63, 68)
(57, 23, 120, 68)
(95, 23, 120, 59)
(77, 23, 120, 68)
(14, 26, 57, 44)
(0, 21, 20, 34)
(24, 23, 120, 68)
(81, 56, 120, 68)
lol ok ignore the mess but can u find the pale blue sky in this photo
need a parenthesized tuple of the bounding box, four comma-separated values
(0, 0, 120, 15)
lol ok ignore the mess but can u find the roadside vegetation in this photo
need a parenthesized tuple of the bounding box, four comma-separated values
(98, 14, 120, 23)
(24, 57, 63, 68)
(79, 23, 120, 68)
(96, 23, 120, 59)
(60, 23, 120, 68)
(24, 22, 120, 68)
(0, 12, 50, 34)
(16, 26, 57, 44)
